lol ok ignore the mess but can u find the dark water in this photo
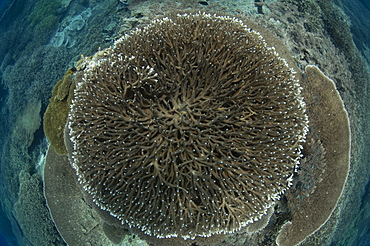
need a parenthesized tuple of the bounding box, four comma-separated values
(0, 0, 369, 245)
(0, 202, 11, 246)
(0, 234, 9, 246)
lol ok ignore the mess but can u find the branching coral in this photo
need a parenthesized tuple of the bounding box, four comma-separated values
(67, 12, 308, 239)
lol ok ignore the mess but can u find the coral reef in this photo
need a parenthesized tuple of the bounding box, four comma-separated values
(43, 62, 350, 246)
(0, 0, 130, 245)
(1, 46, 72, 127)
(42, 1, 356, 244)
(1, 0, 368, 245)
(13, 170, 65, 245)
(0, 98, 65, 246)
(49, 8, 92, 48)
(12, 99, 41, 149)
(27, 0, 62, 30)
(27, 0, 64, 44)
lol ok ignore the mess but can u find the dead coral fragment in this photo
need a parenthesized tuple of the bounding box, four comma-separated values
(68, 13, 308, 239)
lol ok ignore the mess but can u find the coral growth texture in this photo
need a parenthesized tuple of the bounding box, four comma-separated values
(68, 13, 308, 239)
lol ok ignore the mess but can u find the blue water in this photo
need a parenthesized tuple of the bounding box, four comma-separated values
(0, 0, 369, 245)
(0, 0, 6, 8)
(0, 206, 12, 246)
(0, 234, 9, 246)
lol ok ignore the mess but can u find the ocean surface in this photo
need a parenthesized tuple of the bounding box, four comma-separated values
(0, 0, 369, 245)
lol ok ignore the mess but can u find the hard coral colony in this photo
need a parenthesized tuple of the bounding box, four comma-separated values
(66, 13, 308, 239)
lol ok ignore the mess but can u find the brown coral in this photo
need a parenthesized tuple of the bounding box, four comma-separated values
(43, 69, 75, 155)
(67, 13, 308, 239)
(276, 65, 350, 246)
